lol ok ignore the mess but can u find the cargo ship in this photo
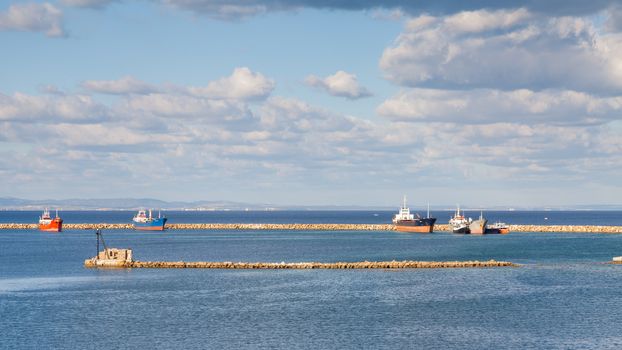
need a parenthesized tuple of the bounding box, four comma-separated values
(469, 211, 488, 235)
(486, 222, 510, 234)
(132, 209, 167, 231)
(392, 197, 436, 233)
(39, 208, 63, 232)
(449, 205, 469, 233)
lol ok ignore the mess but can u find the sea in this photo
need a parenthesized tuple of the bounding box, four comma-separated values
(1, 210, 622, 349)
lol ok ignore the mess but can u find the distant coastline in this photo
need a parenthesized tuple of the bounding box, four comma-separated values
(1, 199, 622, 211)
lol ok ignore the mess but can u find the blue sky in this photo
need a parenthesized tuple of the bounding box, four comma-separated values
(1, 0, 622, 207)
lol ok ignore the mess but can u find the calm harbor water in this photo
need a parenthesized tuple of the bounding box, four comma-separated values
(1, 211, 622, 349)
(1, 209, 621, 225)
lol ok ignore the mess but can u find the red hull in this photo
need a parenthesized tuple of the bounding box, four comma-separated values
(395, 225, 434, 233)
(39, 218, 63, 232)
(134, 226, 165, 231)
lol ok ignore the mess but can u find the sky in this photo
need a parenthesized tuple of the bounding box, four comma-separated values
(1, 0, 622, 207)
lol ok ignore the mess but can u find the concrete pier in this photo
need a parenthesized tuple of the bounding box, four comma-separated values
(3, 223, 622, 233)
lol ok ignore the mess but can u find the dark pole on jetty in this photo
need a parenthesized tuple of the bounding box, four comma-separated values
(96, 230, 100, 260)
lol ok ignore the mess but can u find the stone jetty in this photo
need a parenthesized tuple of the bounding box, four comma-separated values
(85, 259, 517, 269)
(3, 223, 622, 233)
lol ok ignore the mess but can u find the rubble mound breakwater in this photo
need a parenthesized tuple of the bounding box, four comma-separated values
(2, 223, 622, 233)
(85, 259, 517, 269)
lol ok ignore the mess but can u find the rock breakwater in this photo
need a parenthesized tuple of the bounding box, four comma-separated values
(2, 223, 621, 233)
(85, 259, 517, 269)
(507, 225, 622, 233)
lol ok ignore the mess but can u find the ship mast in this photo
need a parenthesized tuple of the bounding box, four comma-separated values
(427, 203, 430, 218)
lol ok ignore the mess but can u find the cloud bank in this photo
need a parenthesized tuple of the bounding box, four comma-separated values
(61, 0, 119, 9)
(380, 8, 622, 94)
(160, 0, 621, 19)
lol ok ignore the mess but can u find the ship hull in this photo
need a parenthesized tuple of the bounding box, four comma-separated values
(395, 218, 436, 233)
(451, 226, 469, 234)
(486, 227, 509, 234)
(469, 219, 488, 235)
(39, 218, 63, 232)
(133, 217, 167, 231)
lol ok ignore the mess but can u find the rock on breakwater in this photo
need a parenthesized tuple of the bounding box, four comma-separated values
(2, 223, 622, 233)
(167, 223, 394, 231)
(507, 225, 622, 233)
(84, 259, 517, 269)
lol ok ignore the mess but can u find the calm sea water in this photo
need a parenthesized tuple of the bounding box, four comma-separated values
(1, 209, 621, 225)
(1, 211, 622, 349)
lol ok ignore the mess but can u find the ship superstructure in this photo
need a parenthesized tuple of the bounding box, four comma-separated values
(449, 205, 469, 234)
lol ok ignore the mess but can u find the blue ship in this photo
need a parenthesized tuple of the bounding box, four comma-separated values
(132, 209, 167, 231)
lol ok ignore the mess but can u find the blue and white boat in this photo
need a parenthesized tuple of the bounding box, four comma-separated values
(132, 209, 167, 231)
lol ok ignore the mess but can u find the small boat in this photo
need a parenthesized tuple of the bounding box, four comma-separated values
(132, 209, 167, 231)
(449, 205, 469, 234)
(392, 197, 436, 233)
(486, 222, 510, 234)
(39, 208, 63, 232)
(469, 211, 488, 235)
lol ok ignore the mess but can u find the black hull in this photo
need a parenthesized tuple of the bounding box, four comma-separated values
(395, 218, 437, 227)
(452, 226, 469, 234)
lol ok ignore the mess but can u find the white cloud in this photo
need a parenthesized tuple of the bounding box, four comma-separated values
(188, 67, 275, 100)
(82, 68, 274, 101)
(305, 70, 372, 99)
(82, 76, 160, 95)
(442, 8, 531, 33)
(377, 88, 622, 124)
(61, 0, 118, 8)
(259, 96, 356, 133)
(0, 92, 108, 123)
(0, 3, 65, 37)
(122, 93, 253, 123)
(53, 124, 188, 147)
(380, 9, 622, 94)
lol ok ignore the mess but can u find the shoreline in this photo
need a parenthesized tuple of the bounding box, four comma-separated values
(2, 223, 622, 233)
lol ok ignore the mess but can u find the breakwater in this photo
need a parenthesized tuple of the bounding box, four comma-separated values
(3, 223, 622, 233)
(84, 259, 517, 269)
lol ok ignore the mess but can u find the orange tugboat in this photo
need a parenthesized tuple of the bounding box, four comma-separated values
(486, 222, 510, 234)
(39, 208, 63, 232)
